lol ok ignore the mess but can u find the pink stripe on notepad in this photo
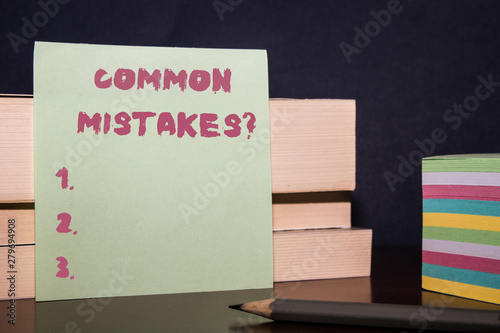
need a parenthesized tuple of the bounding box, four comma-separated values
(422, 250, 500, 274)
(422, 185, 500, 201)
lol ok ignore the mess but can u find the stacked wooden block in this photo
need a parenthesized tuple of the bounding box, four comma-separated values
(270, 99, 371, 282)
(0, 97, 371, 299)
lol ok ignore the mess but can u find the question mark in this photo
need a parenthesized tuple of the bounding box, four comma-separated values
(243, 112, 256, 139)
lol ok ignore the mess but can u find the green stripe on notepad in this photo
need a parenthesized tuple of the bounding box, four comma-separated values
(422, 263, 500, 290)
(422, 154, 500, 173)
(423, 199, 500, 217)
(423, 226, 500, 247)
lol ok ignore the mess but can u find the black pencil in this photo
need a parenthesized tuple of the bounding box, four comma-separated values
(229, 298, 500, 332)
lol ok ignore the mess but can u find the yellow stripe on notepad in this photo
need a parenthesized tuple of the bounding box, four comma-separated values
(423, 213, 500, 232)
(422, 276, 500, 305)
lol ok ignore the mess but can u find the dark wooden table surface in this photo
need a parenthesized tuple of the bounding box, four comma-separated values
(2, 247, 499, 332)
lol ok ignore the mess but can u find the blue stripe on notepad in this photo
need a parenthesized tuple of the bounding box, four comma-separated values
(423, 199, 500, 217)
(422, 263, 500, 290)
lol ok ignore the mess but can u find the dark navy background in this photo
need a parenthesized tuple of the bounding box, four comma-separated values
(1, 0, 499, 247)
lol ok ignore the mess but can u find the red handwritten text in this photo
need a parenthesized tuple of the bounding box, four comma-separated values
(77, 112, 256, 138)
(94, 68, 231, 93)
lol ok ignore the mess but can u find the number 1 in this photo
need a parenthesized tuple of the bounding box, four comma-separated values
(56, 167, 74, 190)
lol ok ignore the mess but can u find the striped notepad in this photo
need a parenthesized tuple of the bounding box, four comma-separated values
(422, 154, 500, 305)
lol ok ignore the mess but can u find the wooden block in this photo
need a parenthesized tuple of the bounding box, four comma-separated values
(272, 202, 350, 230)
(0, 245, 35, 299)
(270, 99, 355, 193)
(0, 210, 34, 245)
(273, 228, 372, 282)
(0, 97, 356, 202)
(0, 97, 33, 203)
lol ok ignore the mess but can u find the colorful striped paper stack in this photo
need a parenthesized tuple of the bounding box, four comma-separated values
(422, 154, 500, 304)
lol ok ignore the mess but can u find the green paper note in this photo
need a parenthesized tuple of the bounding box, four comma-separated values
(34, 42, 273, 301)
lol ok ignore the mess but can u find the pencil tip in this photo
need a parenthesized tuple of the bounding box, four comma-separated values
(228, 303, 243, 310)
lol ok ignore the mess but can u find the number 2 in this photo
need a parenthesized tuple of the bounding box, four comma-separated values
(56, 213, 74, 234)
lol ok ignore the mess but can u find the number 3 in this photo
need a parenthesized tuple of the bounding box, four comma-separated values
(56, 256, 70, 278)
